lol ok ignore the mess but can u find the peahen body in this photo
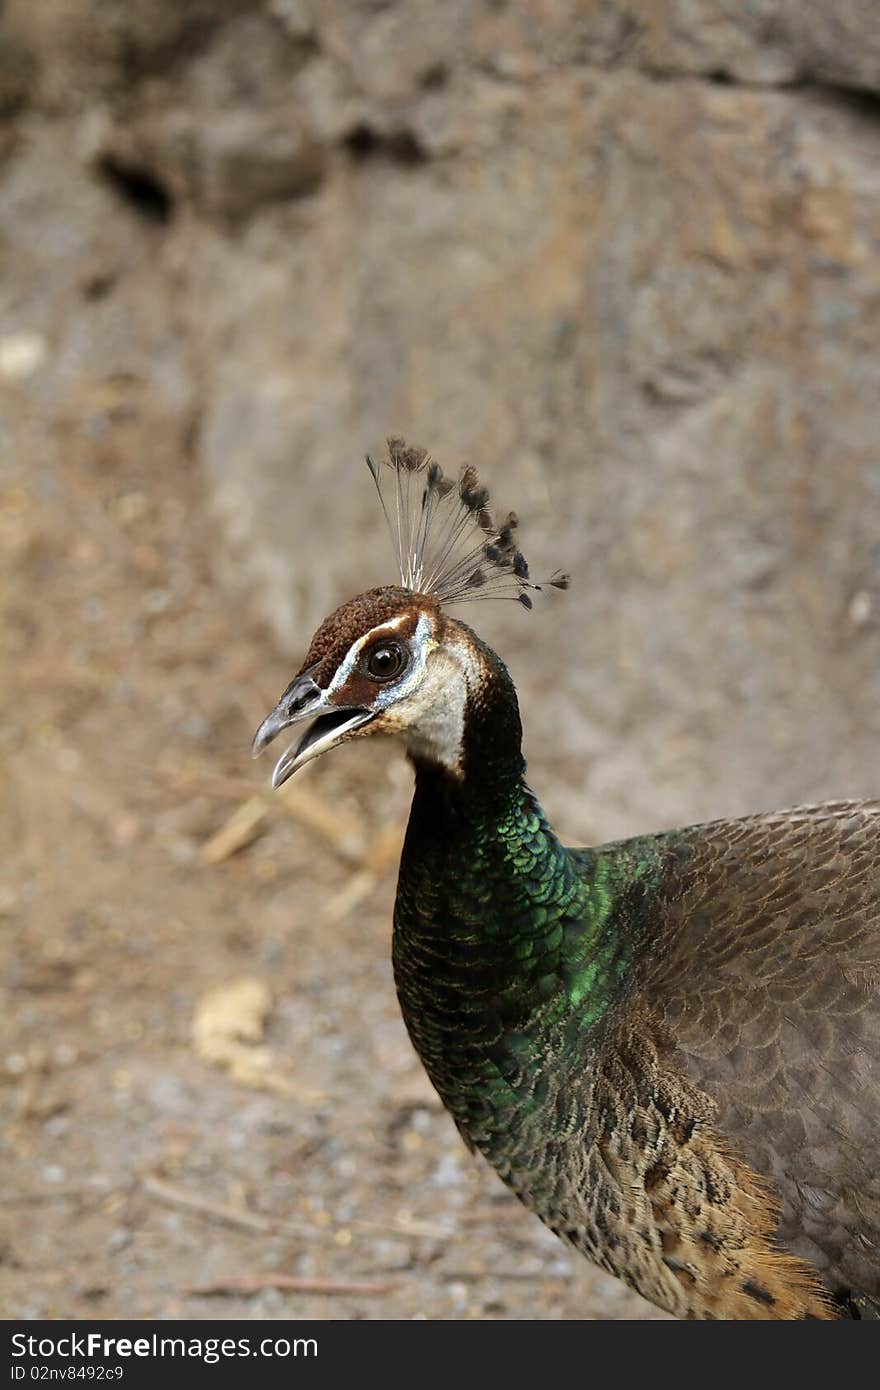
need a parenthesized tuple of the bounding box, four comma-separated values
(254, 441, 880, 1320)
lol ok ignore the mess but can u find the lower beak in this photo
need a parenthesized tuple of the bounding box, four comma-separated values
(252, 702, 375, 788)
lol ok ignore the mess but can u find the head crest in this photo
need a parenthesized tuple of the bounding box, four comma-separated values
(365, 437, 570, 609)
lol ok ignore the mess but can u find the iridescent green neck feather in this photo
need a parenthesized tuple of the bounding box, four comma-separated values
(391, 630, 666, 1165)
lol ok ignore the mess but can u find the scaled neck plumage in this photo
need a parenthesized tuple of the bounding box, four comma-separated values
(392, 624, 667, 1153)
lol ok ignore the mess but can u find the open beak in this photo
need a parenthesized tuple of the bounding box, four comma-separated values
(252, 671, 374, 788)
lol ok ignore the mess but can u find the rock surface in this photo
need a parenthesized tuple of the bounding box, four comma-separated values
(5, 0, 880, 839)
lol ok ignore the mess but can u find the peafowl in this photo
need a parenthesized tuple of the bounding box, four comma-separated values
(253, 439, 880, 1320)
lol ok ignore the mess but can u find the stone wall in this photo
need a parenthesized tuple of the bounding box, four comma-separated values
(4, 0, 880, 838)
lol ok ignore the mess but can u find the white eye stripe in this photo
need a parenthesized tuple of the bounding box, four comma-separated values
(372, 612, 432, 708)
(325, 612, 425, 698)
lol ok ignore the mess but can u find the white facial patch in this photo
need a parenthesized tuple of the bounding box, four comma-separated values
(401, 657, 467, 772)
(324, 613, 485, 776)
(393, 629, 487, 776)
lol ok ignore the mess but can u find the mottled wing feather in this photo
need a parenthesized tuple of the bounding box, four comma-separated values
(637, 800, 880, 1299)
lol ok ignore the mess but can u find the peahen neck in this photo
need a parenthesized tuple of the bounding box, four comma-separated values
(392, 628, 662, 1155)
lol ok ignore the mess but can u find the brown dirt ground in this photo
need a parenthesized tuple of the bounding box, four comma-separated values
(0, 391, 662, 1320)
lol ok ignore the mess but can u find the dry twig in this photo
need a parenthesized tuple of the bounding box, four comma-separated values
(199, 796, 268, 864)
(187, 1274, 396, 1297)
(143, 1175, 310, 1237)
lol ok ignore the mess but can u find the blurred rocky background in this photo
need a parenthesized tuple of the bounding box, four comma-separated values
(2, 0, 879, 1321)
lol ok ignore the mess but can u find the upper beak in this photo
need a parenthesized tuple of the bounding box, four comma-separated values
(252, 669, 374, 789)
(251, 703, 296, 759)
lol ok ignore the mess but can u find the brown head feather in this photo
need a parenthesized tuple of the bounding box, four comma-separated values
(298, 585, 437, 688)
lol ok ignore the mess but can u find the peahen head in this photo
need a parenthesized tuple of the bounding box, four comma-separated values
(253, 439, 568, 787)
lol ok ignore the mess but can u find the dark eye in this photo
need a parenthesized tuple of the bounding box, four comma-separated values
(363, 640, 406, 681)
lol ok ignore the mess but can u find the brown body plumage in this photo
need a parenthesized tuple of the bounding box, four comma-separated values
(627, 802, 880, 1316)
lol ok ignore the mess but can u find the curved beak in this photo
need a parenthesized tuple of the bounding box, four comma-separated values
(252, 669, 374, 789)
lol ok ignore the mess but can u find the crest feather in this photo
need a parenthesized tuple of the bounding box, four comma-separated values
(364, 438, 570, 608)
